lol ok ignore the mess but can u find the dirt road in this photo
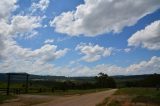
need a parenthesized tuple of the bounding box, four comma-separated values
(34, 89, 117, 106)
(1, 89, 117, 106)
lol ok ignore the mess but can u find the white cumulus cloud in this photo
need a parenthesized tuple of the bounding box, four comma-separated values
(0, 0, 18, 19)
(0, 37, 69, 72)
(31, 0, 50, 12)
(51, 0, 160, 36)
(128, 20, 160, 50)
(76, 43, 112, 62)
(44, 39, 54, 44)
(11, 15, 42, 38)
(0, 0, 69, 74)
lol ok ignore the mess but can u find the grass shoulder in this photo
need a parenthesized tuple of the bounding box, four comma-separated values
(97, 88, 160, 106)
(115, 88, 160, 105)
(29, 88, 110, 96)
(0, 94, 16, 104)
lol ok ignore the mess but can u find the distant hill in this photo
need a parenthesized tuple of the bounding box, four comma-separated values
(0, 73, 6, 81)
(0, 73, 156, 82)
(0, 73, 66, 82)
(1, 73, 159, 88)
(0, 73, 95, 82)
(112, 74, 151, 80)
(112, 74, 160, 87)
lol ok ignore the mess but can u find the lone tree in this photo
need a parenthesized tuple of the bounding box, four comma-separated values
(95, 72, 116, 88)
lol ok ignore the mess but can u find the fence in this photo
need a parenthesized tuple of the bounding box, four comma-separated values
(0, 87, 58, 95)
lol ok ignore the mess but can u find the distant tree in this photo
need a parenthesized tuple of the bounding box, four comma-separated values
(95, 72, 116, 88)
(142, 73, 160, 87)
(124, 73, 160, 88)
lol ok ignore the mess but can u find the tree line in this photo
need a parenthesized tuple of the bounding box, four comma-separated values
(29, 72, 116, 91)
(124, 73, 160, 88)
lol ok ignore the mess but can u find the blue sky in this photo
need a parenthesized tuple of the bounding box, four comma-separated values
(0, 0, 160, 76)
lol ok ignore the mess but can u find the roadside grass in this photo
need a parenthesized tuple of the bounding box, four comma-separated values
(96, 98, 121, 106)
(0, 82, 7, 88)
(0, 93, 53, 105)
(0, 86, 110, 96)
(0, 81, 110, 96)
(0, 94, 16, 104)
(132, 94, 160, 104)
(115, 87, 159, 96)
(96, 97, 109, 106)
(107, 100, 121, 106)
(29, 88, 110, 96)
(115, 88, 160, 105)
(17, 96, 53, 106)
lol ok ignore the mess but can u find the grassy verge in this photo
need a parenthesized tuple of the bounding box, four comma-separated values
(0, 94, 16, 104)
(96, 98, 121, 106)
(107, 100, 121, 106)
(115, 88, 160, 105)
(115, 88, 159, 95)
(29, 88, 110, 96)
(96, 97, 109, 106)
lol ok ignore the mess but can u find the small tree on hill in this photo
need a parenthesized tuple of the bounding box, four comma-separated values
(95, 72, 116, 88)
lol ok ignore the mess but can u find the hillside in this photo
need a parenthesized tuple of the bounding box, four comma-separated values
(0, 73, 156, 82)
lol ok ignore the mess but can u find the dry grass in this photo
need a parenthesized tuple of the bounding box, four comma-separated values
(96, 97, 109, 106)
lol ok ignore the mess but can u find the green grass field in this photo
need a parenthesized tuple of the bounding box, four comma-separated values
(29, 88, 110, 95)
(97, 88, 160, 106)
(115, 87, 160, 95)
(115, 88, 160, 105)
(0, 94, 16, 104)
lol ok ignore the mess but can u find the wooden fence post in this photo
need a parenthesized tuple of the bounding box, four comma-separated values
(7, 74, 10, 95)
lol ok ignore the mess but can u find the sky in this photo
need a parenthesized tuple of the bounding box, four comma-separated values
(0, 0, 160, 76)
